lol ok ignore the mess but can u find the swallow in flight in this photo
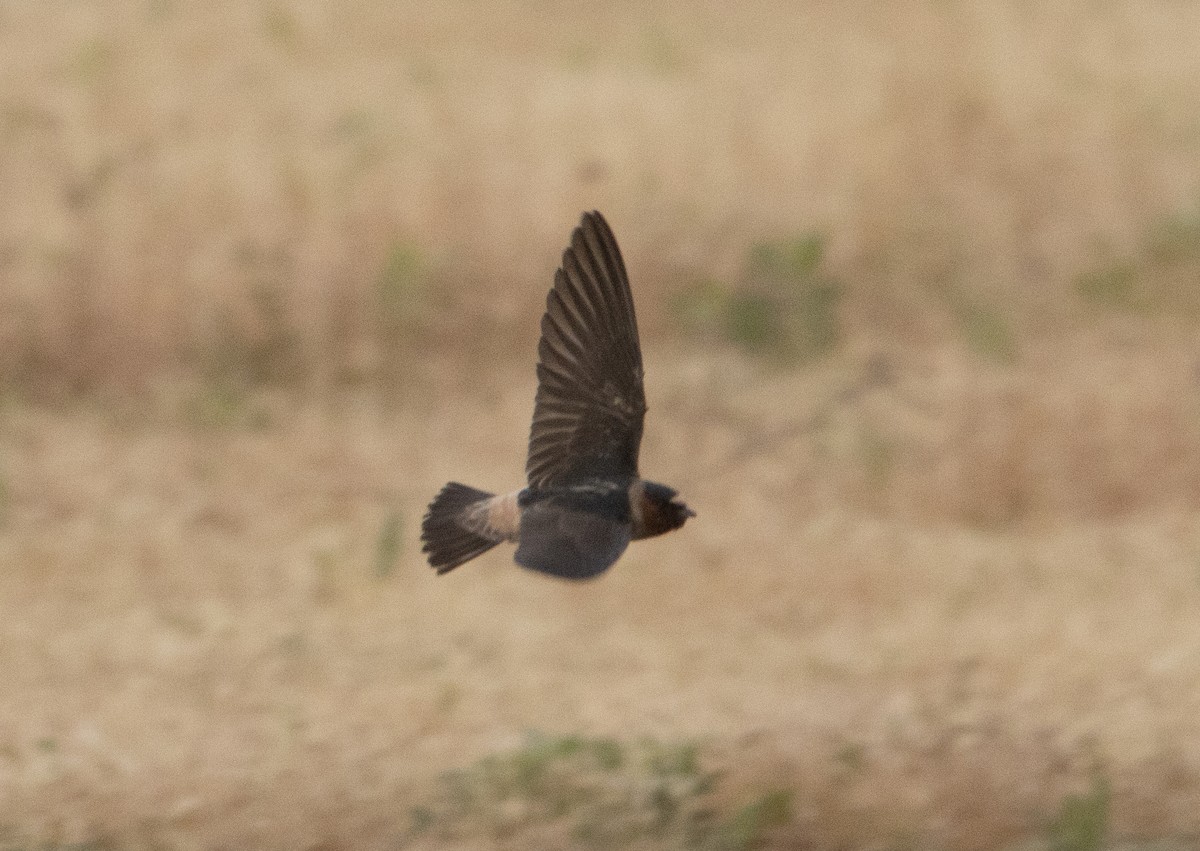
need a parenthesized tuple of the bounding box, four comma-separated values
(421, 211, 695, 579)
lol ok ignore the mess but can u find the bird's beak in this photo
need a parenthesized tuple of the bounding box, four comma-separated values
(683, 506, 697, 518)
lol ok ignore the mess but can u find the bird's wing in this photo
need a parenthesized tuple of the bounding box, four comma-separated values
(526, 211, 647, 488)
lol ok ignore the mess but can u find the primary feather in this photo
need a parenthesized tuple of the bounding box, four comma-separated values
(526, 211, 647, 488)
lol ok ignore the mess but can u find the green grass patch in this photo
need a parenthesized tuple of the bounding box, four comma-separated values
(1076, 202, 1200, 316)
(674, 232, 842, 363)
(374, 509, 403, 578)
(641, 26, 686, 73)
(1146, 206, 1200, 266)
(67, 39, 116, 81)
(1076, 261, 1137, 308)
(404, 733, 792, 850)
(180, 381, 272, 430)
(1048, 767, 1111, 851)
(709, 789, 792, 851)
(202, 246, 306, 392)
(955, 299, 1018, 364)
(377, 242, 426, 330)
(262, 3, 299, 50)
(376, 241, 429, 402)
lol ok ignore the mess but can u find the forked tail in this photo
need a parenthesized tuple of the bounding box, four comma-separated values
(421, 482, 502, 574)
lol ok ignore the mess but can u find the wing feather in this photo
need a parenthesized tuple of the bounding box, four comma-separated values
(526, 212, 646, 487)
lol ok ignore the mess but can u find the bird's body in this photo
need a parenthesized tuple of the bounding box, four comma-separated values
(421, 211, 694, 580)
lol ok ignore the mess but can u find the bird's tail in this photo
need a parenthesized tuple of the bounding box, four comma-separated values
(421, 482, 502, 574)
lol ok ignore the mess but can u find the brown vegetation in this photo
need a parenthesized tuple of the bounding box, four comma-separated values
(3, 1, 1200, 848)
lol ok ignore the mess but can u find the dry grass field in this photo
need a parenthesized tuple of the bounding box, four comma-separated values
(4, 1, 1200, 849)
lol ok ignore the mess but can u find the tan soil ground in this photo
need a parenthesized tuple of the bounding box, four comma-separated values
(3, 2, 1200, 849)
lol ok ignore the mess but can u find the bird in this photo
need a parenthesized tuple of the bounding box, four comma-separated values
(421, 211, 695, 580)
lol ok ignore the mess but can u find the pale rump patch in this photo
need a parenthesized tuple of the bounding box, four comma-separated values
(475, 489, 521, 541)
(627, 480, 646, 538)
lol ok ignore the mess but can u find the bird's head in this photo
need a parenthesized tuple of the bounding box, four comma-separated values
(638, 481, 696, 537)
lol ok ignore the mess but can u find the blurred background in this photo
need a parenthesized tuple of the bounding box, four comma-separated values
(3, 2, 1200, 848)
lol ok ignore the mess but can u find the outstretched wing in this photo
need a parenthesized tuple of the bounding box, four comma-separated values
(526, 211, 647, 488)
